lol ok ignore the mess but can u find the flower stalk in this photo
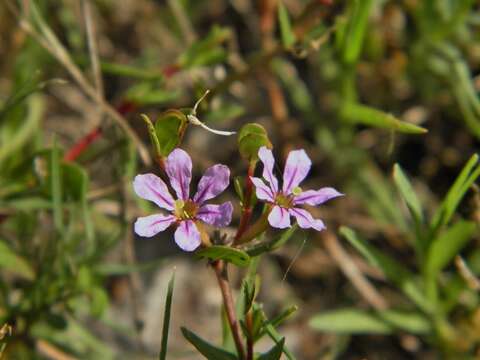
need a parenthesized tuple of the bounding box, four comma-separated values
(234, 161, 257, 242)
(213, 260, 246, 360)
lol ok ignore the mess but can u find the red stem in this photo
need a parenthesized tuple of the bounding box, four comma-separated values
(234, 162, 256, 242)
(64, 126, 102, 162)
(213, 260, 246, 360)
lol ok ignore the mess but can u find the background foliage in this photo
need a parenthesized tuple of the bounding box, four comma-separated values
(0, 0, 479, 358)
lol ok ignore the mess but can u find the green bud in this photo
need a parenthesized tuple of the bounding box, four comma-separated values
(238, 123, 272, 162)
(154, 110, 188, 156)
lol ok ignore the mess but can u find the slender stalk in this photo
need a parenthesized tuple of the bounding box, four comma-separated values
(213, 260, 246, 360)
(235, 207, 271, 245)
(234, 162, 256, 242)
(245, 309, 254, 360)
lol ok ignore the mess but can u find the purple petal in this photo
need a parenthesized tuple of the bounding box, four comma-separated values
(289, 207, 325, 231)
(282, 149, 312, 194)
(133, 174, 174, 210)
(174, 220, 201, 251)
(258, 146, 279, 193)
(197, 202, 233, 227)
(268, 205, 291, 229)
(250, 177, 275, 202)
(134, 214, 175, 237)
(166, 148, 192, 200)
(193, 164, 230, 204)
(294, 187, 343, 206)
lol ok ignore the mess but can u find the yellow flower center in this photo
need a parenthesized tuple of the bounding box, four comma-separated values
(275, 193, 294, 208)
(174, 199, 198, 220)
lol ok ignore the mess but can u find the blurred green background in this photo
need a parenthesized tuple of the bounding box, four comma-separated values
(0, 0, 479, 358)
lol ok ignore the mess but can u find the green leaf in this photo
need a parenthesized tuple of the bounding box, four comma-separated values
(62, 162, 94, 250)
(258, 338, 285, 360)
(159, 271, 175, 360)
(377, 309, 431, 334)
(90, 287, 109, 318)
(181, 327, 237, 360)
(277, 2, 296, 48)
(195, 245, 250, 267)
(51, 140, 63, 233)
(393, 164, 424, 225)
(309, 308, 393, 334)
(141, 114, 163, 160)
(154, 110, 188, 157)
(431, 154, 480, 233)
(246, 224, 298, 257)
(0, 239, 35, 280)
(178, 26, 231, 68)
(97, 60, 164, 80)
(238, 123, 272, 162)
(0, 94, 44, 167)
(234, 176, 244, 203)
(342, 102, 428, 134)
(340, 227, 433, 313)
(256, 305, 298, 341)
(341, 0, 374, 64)
(125, 82, 180, 105)
(261, 309, 296, 360)
(426, 220, 477, 276)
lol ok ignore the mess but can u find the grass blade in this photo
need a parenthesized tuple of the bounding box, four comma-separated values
(340, 226, 433, 313)
(430, 154, 480, 233)
(342, 102, 428, 134)
(159, 271, 175, 360)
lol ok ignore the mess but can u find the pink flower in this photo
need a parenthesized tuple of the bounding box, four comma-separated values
(251, 147, 342, 231)
(133, 149, 233, 251)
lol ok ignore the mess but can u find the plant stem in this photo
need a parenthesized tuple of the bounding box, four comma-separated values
(245, 309, 254, 360)
(213, 260, 246, 360)
(235, 207, 271, 245)
(235, 162, 256, 242)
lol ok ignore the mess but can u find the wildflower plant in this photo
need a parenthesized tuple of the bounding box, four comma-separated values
(135, 98, 342, 358)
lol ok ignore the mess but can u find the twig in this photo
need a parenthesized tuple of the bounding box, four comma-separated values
(323, 231, 388, 311)
(81, 0, 104, 98)
(36, 339, 78, 360)
(213, 260, 246, 360)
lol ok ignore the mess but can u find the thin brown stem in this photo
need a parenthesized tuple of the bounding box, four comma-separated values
(245, 309, 254, 360)
(81, 0, 104, 98)
(323, 231, 388, 311)
(213, 260, 246, 360)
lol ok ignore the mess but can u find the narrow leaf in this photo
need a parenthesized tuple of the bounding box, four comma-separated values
(0, 240, 35, 280)
(426, 220, 477, 276)
(342, 102, 428, 134)
(159, 271, 175, 360)
(340, 227, 433, 313)
(258, 338, 285, 360)
(181, 327, 237, 360)
(278, 2, 296, 48)
(246, 225, 298, 257)
(431, 154, 480, 233)
(393, 164, 424, 225)
(377, 310, 431, 334)
(195, 245, 250, 267)
(309, 308, 393, 334)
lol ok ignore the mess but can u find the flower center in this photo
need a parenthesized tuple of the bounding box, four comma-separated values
(174, 199, 198, 220)
(275, 193, 294, 208)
